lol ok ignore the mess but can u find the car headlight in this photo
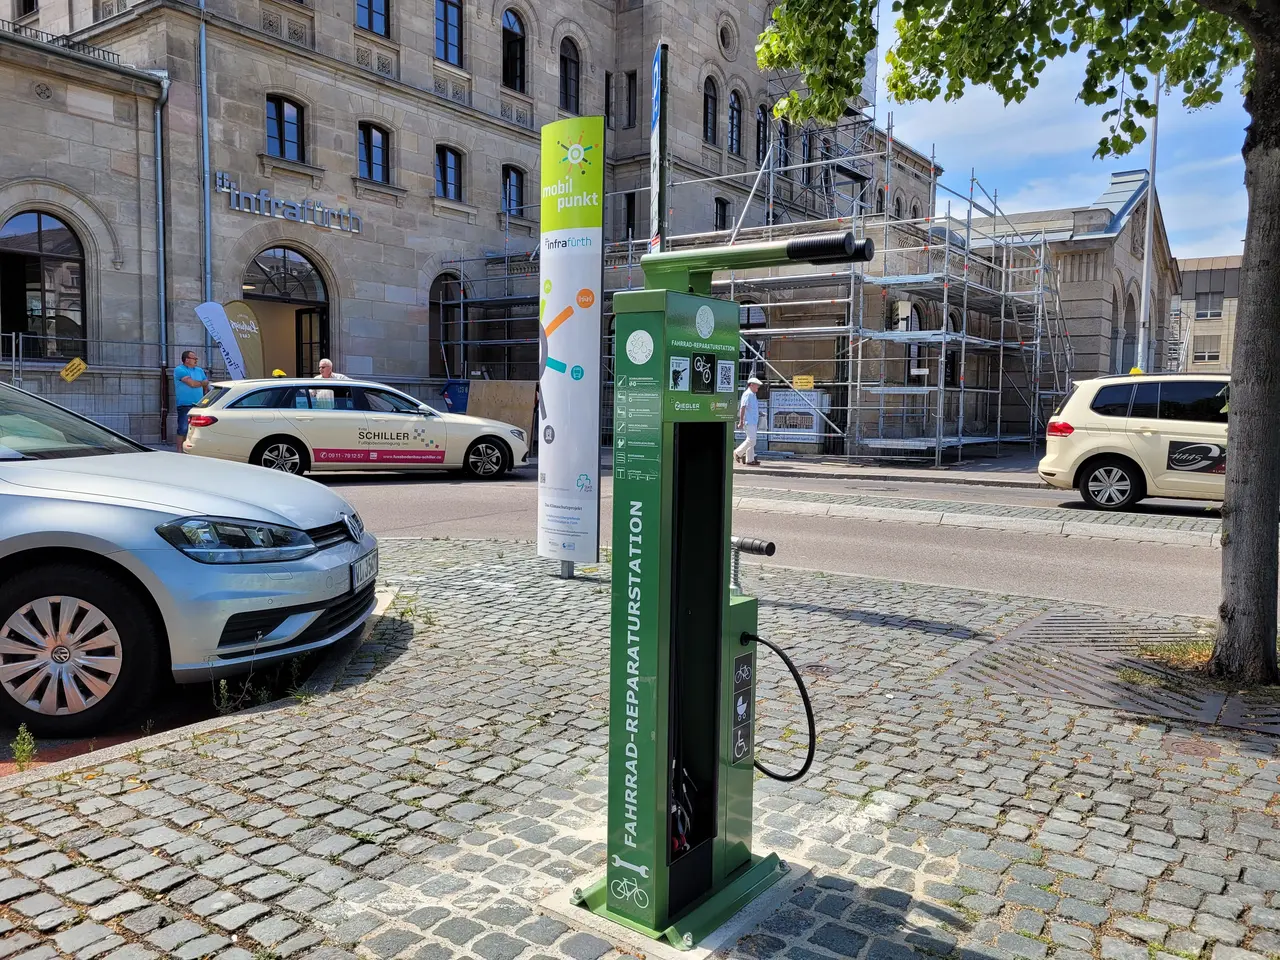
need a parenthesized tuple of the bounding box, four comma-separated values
(509, 428, 526, 443)
(156, 517, 317, 563)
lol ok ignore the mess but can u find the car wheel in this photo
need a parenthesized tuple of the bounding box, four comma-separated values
(464, 438, 508, 480)
(1079, 458, 1142, 511)
(252, 437, 309, 475)
(0, 564, 160, 737)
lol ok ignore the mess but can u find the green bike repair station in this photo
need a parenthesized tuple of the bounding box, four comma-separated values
(570, 231, 874, 949)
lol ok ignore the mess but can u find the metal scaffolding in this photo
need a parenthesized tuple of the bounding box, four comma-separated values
(437, 104, 1073, 463)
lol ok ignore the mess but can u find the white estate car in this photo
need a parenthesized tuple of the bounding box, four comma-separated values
(0, 381, 377, 736)
(184, 379, 530, 479)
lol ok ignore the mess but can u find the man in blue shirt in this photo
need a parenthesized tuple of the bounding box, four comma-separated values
(174, 350, 209, 453)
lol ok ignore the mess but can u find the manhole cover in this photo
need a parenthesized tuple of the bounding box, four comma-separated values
(941, 611, 1279, 734)
(1163, 736, 1221, 758)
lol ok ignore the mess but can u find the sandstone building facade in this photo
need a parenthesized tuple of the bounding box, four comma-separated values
(0, 0, 1176, 449)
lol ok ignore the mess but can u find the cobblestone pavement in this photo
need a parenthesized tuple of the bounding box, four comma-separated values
(3, 540, 1278, 960)
(741, 486, 1223, 533)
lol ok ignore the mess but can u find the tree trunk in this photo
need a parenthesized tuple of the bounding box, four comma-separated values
(1213, 79, 1280, 685)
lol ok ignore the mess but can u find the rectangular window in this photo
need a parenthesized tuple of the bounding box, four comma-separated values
(358, 124, 389, 183)
(1130, 382, 1159, 418)
(18, 0, 37, 15)
(435, 0, 462, 65)
(1158, 379, 1228, 422)
(265, 96, 304, 162)
(356, 0, 388, 36)
(1193, 336, 1222, 363)
(625, 192, 636, 239)
(625, 71, 638, 128)
(714, 198, 729, 232)
(435, 146, 461, 200)
(605, 72, 614, 128)
(1195, 291, 1223, 319)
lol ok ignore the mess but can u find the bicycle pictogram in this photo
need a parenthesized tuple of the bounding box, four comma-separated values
(610, 876, 650, 909)
(735, 662, 752, 684)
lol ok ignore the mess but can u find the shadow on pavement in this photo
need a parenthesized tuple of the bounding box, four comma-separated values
(760, 597, 980, 641)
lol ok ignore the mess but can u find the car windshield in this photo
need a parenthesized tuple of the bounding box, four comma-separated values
(0, 386, 143, 461)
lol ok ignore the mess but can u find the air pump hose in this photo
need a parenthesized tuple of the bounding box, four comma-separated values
(741, 633, 816, 782)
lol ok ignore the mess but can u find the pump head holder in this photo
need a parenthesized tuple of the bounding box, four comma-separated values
(640, 230, 875, 296)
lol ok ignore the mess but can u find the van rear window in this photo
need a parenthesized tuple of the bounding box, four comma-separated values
(1052, 385, 1077, 417)
(1090, 384, 1133, 417)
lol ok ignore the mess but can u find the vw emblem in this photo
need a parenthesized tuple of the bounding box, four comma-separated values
(51, 645, 71, 664)
(342, 513, 363, 541)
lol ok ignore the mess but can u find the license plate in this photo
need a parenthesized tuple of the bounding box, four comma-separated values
(351, 549, 378, 592)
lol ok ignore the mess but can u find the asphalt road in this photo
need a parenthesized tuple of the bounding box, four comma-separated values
(320, 467, 1222, 617)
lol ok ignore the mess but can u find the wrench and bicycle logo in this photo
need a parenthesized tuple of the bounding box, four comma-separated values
(610, 855, 650, 908)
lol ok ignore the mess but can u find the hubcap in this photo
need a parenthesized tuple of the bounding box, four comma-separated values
(262, 443, 301, 473)
(0, 596, 122, 716)
(1087, 466, 1131, 506)
(469, 443, 503, 477)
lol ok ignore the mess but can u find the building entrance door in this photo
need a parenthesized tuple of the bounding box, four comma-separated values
(296, 308, 328, 377)
(242, 246, 330, 377)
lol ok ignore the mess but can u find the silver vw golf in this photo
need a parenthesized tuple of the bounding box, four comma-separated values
(0, 382, 378, 736)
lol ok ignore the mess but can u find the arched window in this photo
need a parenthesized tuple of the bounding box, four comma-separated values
(435, 145, 463, 200)
(501, 10, 525, 92)
(893, 194, 903, 220)
(502, 165, 525, 217)
(911, 199, 921, 221)
(242, 247, 327, 303)
(755, 105, 769, 166)
(702, 77, 719, 145)
(728, 91, 743, 155)
(800, 130, 812, 185)
(876, 185, 885, 214)
(266, 95, 305, 162)
(429, 272, 461, 378)
(358, 122, 390, 183)
(435, 0, 462, 65)
(778, 118, 792, 178)
(559, 38, 580, 113)
(0, 211, 86, 359)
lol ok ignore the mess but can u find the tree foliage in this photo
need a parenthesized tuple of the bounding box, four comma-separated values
(756, 0, 1254, 157)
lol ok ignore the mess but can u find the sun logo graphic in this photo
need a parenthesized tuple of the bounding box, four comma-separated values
(558, 134, 599, 174)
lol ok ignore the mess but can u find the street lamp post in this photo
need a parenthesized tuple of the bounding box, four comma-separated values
(1136, 74, 1161, 371)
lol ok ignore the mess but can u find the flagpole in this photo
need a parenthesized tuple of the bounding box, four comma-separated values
(1136, 73, 1160, 371)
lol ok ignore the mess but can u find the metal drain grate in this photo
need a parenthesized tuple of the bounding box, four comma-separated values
(943, 611, 1280, 734)
(1013, 612, 1210, 651)
(1218, 696, 1280, 736)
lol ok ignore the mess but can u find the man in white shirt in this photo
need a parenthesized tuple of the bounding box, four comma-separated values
(735, 376, 762, 465)
(314, 358, 349, 380)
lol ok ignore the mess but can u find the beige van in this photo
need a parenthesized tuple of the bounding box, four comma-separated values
(1038, 374, 1229, 510)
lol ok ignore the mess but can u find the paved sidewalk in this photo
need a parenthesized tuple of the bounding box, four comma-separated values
(1, 541, 1277, 960)
(732, 451, 1047, 489)
(591, 449, 1048, 489)
(736, 487, 1223, 548)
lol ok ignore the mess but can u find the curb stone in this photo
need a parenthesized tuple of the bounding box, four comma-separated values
(735, 465, 1048, 489)
(0, 589, 397, 790)
(734, 497, 1219, 548)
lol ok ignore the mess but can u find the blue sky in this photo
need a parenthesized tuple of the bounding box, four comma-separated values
(871, 18, 1250, 259)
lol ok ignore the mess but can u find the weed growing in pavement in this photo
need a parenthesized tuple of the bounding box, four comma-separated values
(11, 725, 36, 771)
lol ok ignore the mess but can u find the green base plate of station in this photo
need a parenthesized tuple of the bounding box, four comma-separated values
(571, 854, 787, 951)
